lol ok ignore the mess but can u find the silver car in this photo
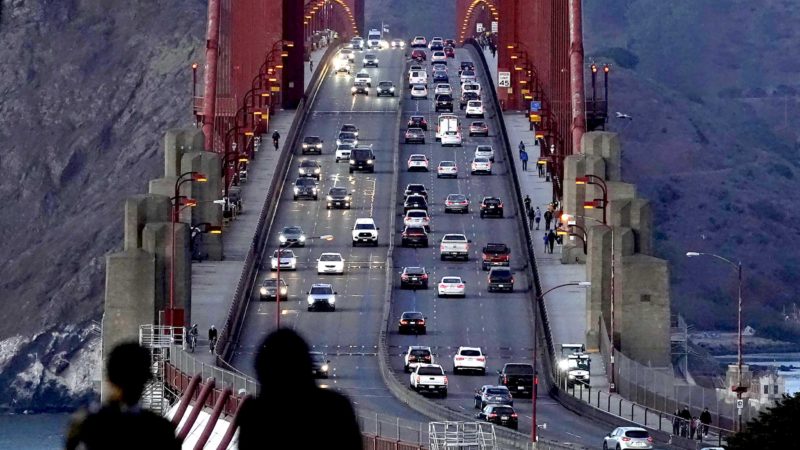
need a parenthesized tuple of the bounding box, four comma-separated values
(602, 427, 653, 450)
(278, 226, 306, 247)
(307, 283, 337, 311)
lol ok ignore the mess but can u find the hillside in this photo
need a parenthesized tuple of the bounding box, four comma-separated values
(0, 0, 205, 411)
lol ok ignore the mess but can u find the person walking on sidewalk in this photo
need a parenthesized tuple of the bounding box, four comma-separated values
(309, 59, 314, 73)
(523, 195, 531, 215)
(543, 209, 553, 230)
(208, 325, 218, 353)
(527, 207, 536, 230)
(520, 149, 529, 171)
(537, 160, 545, 177)
(272, 130, 281, 151)
(699, 407, 712, 437)
(533, 206, 542, 230)
(518, 140, 525, 159)
(542, 233, 549, 253)
(547, 229, 556, 254)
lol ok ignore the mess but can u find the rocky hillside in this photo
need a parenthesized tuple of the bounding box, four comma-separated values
(583, 0, 800, 340)
(0, 0, 205, 411)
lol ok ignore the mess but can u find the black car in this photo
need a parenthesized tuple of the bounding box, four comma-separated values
(376, 81, 396, 96)
(298, 159, 322, 180)
(351, 81, 369, 96)
(310, 351, 330, 378)
(474, 385, 514, 409)
(429, 43, 444, 51)
(400, 266, 429, 288)
(326, 187, 351, 209)
(340, 123, 359, 136)
(293, 178, 318, 200)
(435, 94, 454, 112)
(404, 127, 425, 144)
(349, 147, 375, 173)
(477, 404, 518, 430)
(497, 363, 534, 395)
(432, 70, 448, 83)
(459, 61, 475, 74)
(488, 267, 514, 292)
(460, 91, 480, 109)
(403, 194, 428, 212)
(407, 115, 428, 131)
(301, 136, 323, 154)
(398, 311, 427, 334)
(480, 197, 504, 218)
(401, 226, 429, 248)
(404, 183, 428, 200)
(259, 278, 287, 301)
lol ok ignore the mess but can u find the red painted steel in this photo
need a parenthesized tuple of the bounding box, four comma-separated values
(177, 378, 215, 440)
(193, 388, 232, 450)
(569, 0, 586, 155)
(215, 397, 247, 450)
(170, 373, 202, 426)
(201, 0, 221, 151)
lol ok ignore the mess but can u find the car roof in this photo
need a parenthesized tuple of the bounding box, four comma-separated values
(408, 345, 431, 350)
(406, 209, 428, 214)
(319, 252, 342, 257)
(401, 311, 424, 317)
(617, 427, 648, 432)
(406, 183, 426, 188)
(355, 217, 375, 223)
(457, 346, 481, 352)
(311, 283, 333, 288)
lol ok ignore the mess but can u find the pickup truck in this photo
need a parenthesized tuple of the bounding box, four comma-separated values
(410, 364, 448, 397)
(497, 363, 534, 396)
(439, 234, 471, 261)
(482, 243, 510, 270)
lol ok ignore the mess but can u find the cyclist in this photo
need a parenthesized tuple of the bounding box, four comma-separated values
(208, 325, 218, 353)
(186, 324, 198, 352)
(272, 130, 280, 151)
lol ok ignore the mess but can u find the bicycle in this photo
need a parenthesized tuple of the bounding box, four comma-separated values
(187, 333, 197, 353)
(209, 336, 218, 353)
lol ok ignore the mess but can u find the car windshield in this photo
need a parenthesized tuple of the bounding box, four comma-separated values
(300, 161, 317, 167)
(460, 349, 481, 356)
(487, 388, 508, 395)
(403, 312, 424, 320)
(448, 194, 466, 201)
(319, 254, 342, 261)
(272, 250, 295, 258)
(354, 223, 375, 230)
(484, 198, 500, 204)
(443, 235, 466, 241)
(329, 188, 347, 196)
(283, 227, 302, 234)
(440, 161, 455, 167)
(410, 349, 430, 357)
(407, 185, 425, 191)
(474, 157, 489, 163)
(418, 366, 443, 376)
(405, 267, 425, 274)
(410, 155, 426, 161)
(310, 286, 332, 295)
(405, 227, 425, 234)
(472, 122, 486, 127)
(304, 137, 321, 143)
(351, 150, 372, 159)
(337, 144, 353, 151)
(341, 125, 356, 131)
(477, 146, 492, 151)
(406, 197, 426, 204)
(442, 277, 462, 284)
(412, 85, 425, 90)
(491, 269, 512, 277)
(492, 406, 514, 415)
(462, 70, 475, 76)
(625, 430, 650, 438)
(504, 364, 534, 375)
(379, 82, 392, 87)
(262, 279, 284, 287)
(310, 353, 326, 363)
(407, 211, 426, 218)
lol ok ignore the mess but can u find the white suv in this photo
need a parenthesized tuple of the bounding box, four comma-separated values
(453, 346, 486, 374)
(465, 100, 484, 118)
(352, 217, 379, 246)
(408, 70, 427, 87)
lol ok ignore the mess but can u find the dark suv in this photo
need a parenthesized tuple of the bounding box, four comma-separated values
(435, 94, 454, 112)
(293, 178, 318, 200)
(349, 147, 375, 173)
(400, 266, 429, 288)
(460, 91, 480, 109)
(401, 226, 429, 248)
(404, 184, 428, 199)
(488, 267, 514, 292)
(326, 187, 351, 209)
(407, 115, 428, 131)
(301, 136, 323, 154)
(376, 81, 396, 97)
(480, 197, 504, 218)
(403, 194, 428, 212)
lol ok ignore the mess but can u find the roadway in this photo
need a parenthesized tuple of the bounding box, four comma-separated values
(385, 47, 611, 447)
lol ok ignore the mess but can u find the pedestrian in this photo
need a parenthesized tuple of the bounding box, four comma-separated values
(527, 207, 535, 230)
(65, 342, 181, 450)
(523, 195, 532, 215)
(237, 329, 362, 450)
(534, 206, 542, 230)
(309, 59, 314, 73)
(542, 233, 549, 253)
(518, 140, 525, 159)
(690, 416, 699, 439)
(672, 409, 681, 436)
(272, 130, 280, 151)
(520, 149, 529, 171)
(547, 229, 556, 253)
(679, 406, 692, 437)
(538, 160, 545, 177)
(543, 209, 553, 230)
(699, 407, 712, 437)
(208, 325, 218, 353)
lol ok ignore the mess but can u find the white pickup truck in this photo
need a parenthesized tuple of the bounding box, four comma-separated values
(439, 233, 471, 261)
(409, 364, 448, 397)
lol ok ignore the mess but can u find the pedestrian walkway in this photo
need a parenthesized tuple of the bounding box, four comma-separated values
(190, 45, 329, 365)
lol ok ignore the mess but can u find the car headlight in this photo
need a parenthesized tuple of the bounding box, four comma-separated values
(299, 169, 306, 174)
(328, 296, 336, 304)
(345, 195, 351, 201)
(367, 160, 373, 164)
(260, 287, 267, 295)
(293, 187, 299, 194)
(316, 143, 322, 148)
(280, 287, 287, 295)
(568, 374, 576, 379)
(321, 364, 329, 372)
(351, 87, 357, 92)
(299, 236, 306, 242)
(389, 87, 395, 92)
(314, 168, 320, 174)
(312, 188, 317, 193)
(279, 235, 287, 243)
(558, 360, 570, 371)
(326, 195, 333, 201)
(307, 296, 314, 304)
(302, 144, 308, 148)
(349, 159, 355, 164)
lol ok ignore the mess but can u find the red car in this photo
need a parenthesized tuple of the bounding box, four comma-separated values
(444, 46, 455, 58)
(411, 49, 427, 62)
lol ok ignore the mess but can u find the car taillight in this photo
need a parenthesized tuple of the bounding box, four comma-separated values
(503, 375, 508, 384)
(647, 437, 654, 443)
(511, 413, 518, 418)
(621, 437, 631, 442)
(488, 413, 497, 418)
(415, 375, 420, 383)
(455, 356, 465, 361)
(424, 355, 431, 360)
(439, 283, 446, 288)
(400, 320, 408, 324)
(511, 277, 515, 283)
(499, 203, 503, 208)
(422, 274, 428, 279)
(443, 376, 448, 385)
(440, 244, 446, 251)
(401, 274, 408, 280)
(419, 319, 425, 324)
(457, 284, 464, 288)
(446, 201, 452, 205)
(476, 356, 485, 361)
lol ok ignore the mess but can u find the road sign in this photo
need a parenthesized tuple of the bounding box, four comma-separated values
(498, 71, 511, 88)
(491, 21, 498, 33)
(736, 399, 744, 409)
(476, 23, 484, 33)
(530, 100, 542, 112)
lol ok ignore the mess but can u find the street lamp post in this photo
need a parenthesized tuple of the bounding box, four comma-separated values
(532, 281, 591, 443)
(686, 251, 745, 431)
(273, 234, 334, 328)
(575, 175, 608, 225)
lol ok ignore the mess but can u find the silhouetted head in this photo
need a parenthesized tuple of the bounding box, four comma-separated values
(106, 342, 152, 405)
(255, 329, 314, 390)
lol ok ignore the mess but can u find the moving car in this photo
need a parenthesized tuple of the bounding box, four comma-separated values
(407, 154, 429, 171)
(481, 243, 511, 270)
(444, 193, 470, 213)
(335, 143, 353, 163)
(259, 277, 287, 301)
(400, 266, 429, 288)
(390, 38, 405, 48)
(278, 226, 306, 246)
(404, 183, 428, 199)
(349, 37, 363, 51)
(325, 186, 351, 209)
(462, 82, 481, 96)
(476, 404, 518, 430)
(480, 196, 504, 218)
(469, 121, 489, 136)
(298, 159, 322, 180)
(431, 61, 448, 72)
(407, 115, 428, 130)
(602, 427, 654, 450)
(337, 131, 358, 146)
(293, 178, 318, 200)
(349, 146, 375, 173)
(453, 346, 485, 373)
(443, 46, 455, 58)
(351, 81, 369, 96)
(411, 49, 427, 61)
(434, 83, 452, 96)
(435, 94, 454, 112)
(339, 48, 355, 61)
(440, 234, 470, 261)
(376, 81, 396, 96)
(401, 226, 429, 248)
(334, 57, 352, 74)
(470, 157, 492, 175)
(306, 283, 337, 311)
(270, 249, 297, 271)
(363, 53, 379, 67)
(403, 194, 428, 212)
(432, 70, 448, 83)
(317, 252, 345, 274)
(354, 71, 372, 86)
(410, 36, 427, 47)
(404, 209, 430, 230)
(429, 37, 444, 48)
(410, 364, 447, 397)
(410, 84, 428, 99)
(403, 345, 433, 372)
(474, 385, 513, 409)
(474, 144, 495, 162)
(340, 123, 359, 136)
(437, 160, 458, 178)
(398, 311, 426, 335)
(404, 127, 425, 144)
(441, 130, 462, 147)
(460, 91, 480, 109)
(352, 217, 379, 246)
(497, 363, 534, 395)
(465, 100, 485, 118)
(310, 351, 330, 378)
(459, 60, 475, 74)
(301, 136, 323, 154)
(437, 276, 466, 298)
(487, 267, 514, 292)
(460, 69, 476, 84)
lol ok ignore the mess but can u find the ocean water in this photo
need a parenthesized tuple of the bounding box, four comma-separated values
(715, 352, 800, 395)
(0, 413, 69, 449)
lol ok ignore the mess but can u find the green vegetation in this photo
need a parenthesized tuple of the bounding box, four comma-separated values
(727, 393, 800, 449)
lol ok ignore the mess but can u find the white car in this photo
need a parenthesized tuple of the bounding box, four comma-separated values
(409, 70, 427, 86)
(460, 69, 477, 84)
(431, 51, 447, 62)
(317, 253, 345, 274)
(471, 157, 492, 175)
(404, 209, 430, 230)
(270, 249, 297, 271)
(434, 83, 452, 96)
(474, 144, 495, 162)
(408, 64, 424, 74)
(352, 217, 379, 246)
(602, 427, 654, 449)
(354, 71, 372, 87)
(441, 130, 462, 147)
(339, 48, 355, 61)
(335, 144, 353, 163)
(390, 39, 405, 49)
(429, 37, 444, 48)
(411, 36, 427, 47)
(437, 160, 458, 178)
(437, 276, 466, 298)
(462, 82, 481, 96)
(410, 84, 428, 99)
(465, 100, 484, 118)
(453, 346, 486, 373)
(407, 154, 430, 171)
(409, 363, 448, 397)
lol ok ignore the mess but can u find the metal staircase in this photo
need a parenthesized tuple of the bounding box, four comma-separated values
(429, 422, 497, 450)
(139, 325, 182, 415)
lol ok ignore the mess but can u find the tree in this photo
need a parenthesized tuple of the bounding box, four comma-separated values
(726, 393, 800, 449)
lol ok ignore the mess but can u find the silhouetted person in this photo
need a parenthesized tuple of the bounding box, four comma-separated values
(542, 232, 549, 253)
(272, 130, 280, 151)
(699, 407, 712, 437)
(208, 325, 218, 353)
(523, 195, 531, 215)
(520, 149, 529, 171)
(547, 229, 556, 253)
(543, 209, 553, 230)
(66, 342, 181, 450)
(237, 329, 362, 450)
(527, 206, 536, 230)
